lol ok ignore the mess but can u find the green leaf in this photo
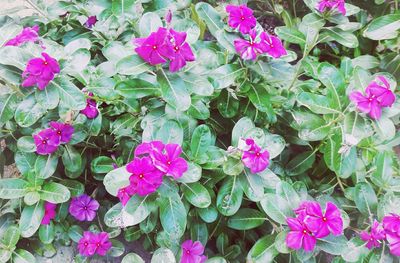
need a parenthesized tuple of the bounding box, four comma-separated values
(61, 180, 84, 196)
(35, 154, 58, 179)
(0, 46, 34, 70)
(122, 253, 145, 263)
(17, 136, 36, 153)
(62, 145, 82, 173)
(1, 225, 20, 248)
(247, 84, 275, 117)
(139, 12, 162, 37)
(231, 117, 255, 146)
(91, 156, 114, 174)
(159, 195, 187, 239)
(286, 151, 315, 176)
(0, 178, 28, 199)
(68, 225, 83, 243)
(190, 124, 213, 161)
(49, 77, 86, 110)
(104, 166, 131, 196)
(177, 162, 201, 183)
(354, 182, 377, 216)
(247, 235, 279, 263)
(116, 55, 150, 76)
(151, 248, 176, 263)
(198, 205, 218, 223)
(223, 156, 244, 176)
(125, 195, 154, 226)
(19, 202, 44, 238)
(264, 133, 285, 159)
(275, 26, 306, 45)
(116, 79, 159, 99)
(211, 64, 245, 90)
(39, 222, 55, 244)
(39, 182, 70, 204)
(317, 235, 348, 255)
(190, 222, 208, 247)
(14, 94, 46, 127)
(64, 38, 91, 54)
(158, 70, 191, 111)
(11, 249, 36, 263)
(155, 120, 183, 145)
(297, 92, 341, 114)
(260, 193, 294, 224)
(216, 176, 243, 216)
(227, 208, 265, 230)
(351, 55, 379, 70)
(102, 41, 131, 62)
(320, 28, 358, 48)
(195, 2, 224, 36)
(371, 151, 393, 187)
(217, 89, 239, 118)
(182, 182, 211, 208)
(15, 152, 37, 175)
(317, 62, 346, 110)
(111, 0, 136, 16)
(0, 93, 18, 125)
(24, 192, 40, 206)
(187, 99, 210, 120)
(0, 19, 22, 47)
(363, 14, 400, 40)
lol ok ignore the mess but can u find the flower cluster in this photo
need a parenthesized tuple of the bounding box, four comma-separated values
(117, 141, 188, 205)
(78, 231, 112, 257)
(317, 0, 346, 15)
(69, 194, 99, 222)
(33, 121, 74, 155)
(41, 202, 57, 225)
(360, 213, 400, 256)
(22, 52, 60, 90)
(226, 5, 287, 60)
(180, 240, 207, 263)
(241, 138, 270, 174)
(133, 26, 195, 72)
(4, 25, 40, 46)
(286, 201, 343, 251)
(349, 76, 396, 120)
(80, 92, 99, 119)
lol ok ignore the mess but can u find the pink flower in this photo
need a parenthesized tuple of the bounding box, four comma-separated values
(286, 217, 317, 252)
(133, 27, 173, 65)
(241, 138, 270, 174)
(167, 29, 195, 72)
(180, 240, 207, 263)
(22, 52, 60, 90)
(226, 4, 257, 34)
(77, 231, 112, 257)
(383, 213, 400, 235)
(318, 0, 346, 15)
(33, 128, 60, 155)
(303, 202, 343, 238)
(151, 143, 188, 179)
(349, 89, 382, 119)
(69, 194, 100, 221)
(117, 185, 136, 206)
(234, 29, 264, 61)
(367, 76, 396, 107)
(85, 16, 97, 28)
(5, 25, 40, 46)
(386, 232, 400, 256)
(50, 121, 74, 144)
(80, 93, 99, 119)
(259, 32, 287, 58)
(360, 220, 386, 249)
(126, 156, 163, 196)
(41, 202, 57, 225)
(134, 141, 165, 156)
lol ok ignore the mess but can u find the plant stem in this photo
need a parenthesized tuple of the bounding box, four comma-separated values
(336, 174, 346, 193)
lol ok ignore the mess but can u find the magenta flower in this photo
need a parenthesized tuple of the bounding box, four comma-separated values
(165, 10, 172, 24)
(386, 232, 400, 256)
(78, 231, 97, 257)
(383, 213, 400, 234)
(349, 89, 382, 119)
(259, 32, 287, 58)
(126, 156, 164, 196)
(117, 185, 136, 206)
(22, 52, 60, 90)
(5, 25, 39, 46)
(234, 29, 264, 61)
(33, 128, 60, 155)
(90, 232, 112, 256)
(151, 143, 188, 179)
(367, 76, 396, 107)
(303, 202, 343, 238)
(286, 217, 317, 252)
(50, 121, 74, 144)
(180, 240, 207, 263)
(134, 141, 165, 156)
(41, 202, 57, 225)
(133, 27, 173, 65)
(318, 0, 346, 15)
(69, 194, 100, 221)
(85, 16, 97, 28)
(80, 93, 99, 119)
(226, 4, 257, 34)
(360, 220, 386, 249)
(241, 138, 270, 174)
(167, 29, 195, 72)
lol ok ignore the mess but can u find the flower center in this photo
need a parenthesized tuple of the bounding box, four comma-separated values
(167, 161, 171, 165)
(152, 45, 157, 50)
(303, 229, 307, 234)
(97, 242, 100, 247)
(42, 140, 47, 144)
(139, 174, 144, 179)
(57, 130, 61, 135)
(322, 217, 327, 222)
(174, 46, 179, 51)
(185, 249, 190, 254)
(83, 206, 87, 210)
(84, 242, 88, 246)
(241, 16, 245, 20)
(256, 152, 261, 157)
(370, 237, 374, 241)
(44, 61, 48, 65)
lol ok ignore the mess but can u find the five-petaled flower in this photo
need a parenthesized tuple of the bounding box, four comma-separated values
(360, 220, 386, 249)
(33, 128, 60, 155)
(41, 202, 57, 225)
(69, 194, 100, 221)
(234, 29, 264, 61)
(22, 52, 60, 90)
(180, 240, 207, 263)
(241, 138, 270, 174)
(259, 32, 287, 58)
(50, 121, 74, 144)
(318, 0, 346, 15)
(286, 217, 317, 252)
(78, 231, 112, 257)
(226, 4, 257, 34)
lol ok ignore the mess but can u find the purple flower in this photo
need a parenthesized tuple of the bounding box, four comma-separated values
(241, 138, 270, 174)
(22, 52, 60, 90)
(386, 232, 400, 257)
(126, 156, 164, 196)
(117, 185, 136, 206)
(349, 89, 382, 120)
(303, 202, 343, 238)
(5, 25, 40, 46)
(318, 0, 346, 15)
(226, 4, 257, 34)
(69, 194, 99, 221)
(133, 27, 173, 65)
(50, 121, 74, 144)
(151, 143, 188, 179)
(80, 93, 99, 119)
(167, 29, 195, 72)
(41, 202, 56, 225)
(360, 220, 386, 249)
(77, 231, 112, 257)
(234, 29, 264, 61)
(367, 76, 396, 107)
(165, 10, 172, 24)
(134, 141, 165, 156)
(286, 217, 317, 252)
(383, 213, 400, 234)
(259, 32, 287, 58)
(33, 128, 60, 155)
(180, 240, 207, 263)
(85, 16, 97, 28)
